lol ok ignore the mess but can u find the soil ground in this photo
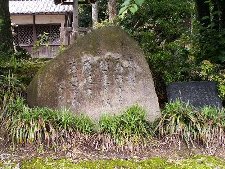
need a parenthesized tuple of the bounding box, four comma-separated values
(1, 135, 225, 164)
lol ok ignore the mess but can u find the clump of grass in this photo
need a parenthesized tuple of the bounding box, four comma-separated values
(1, 97, 95, 146)
(155, 100, 225, 148)
(96, 105, 153, 151)
(1, 99, 154, 151)
(0, 73, 25, 111)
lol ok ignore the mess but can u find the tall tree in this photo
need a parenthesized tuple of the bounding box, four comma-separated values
(108, 0, 117, 21)
(92, 2, 98, 25)
(217, 0, 225, 29)
(195, 0, 210, 28)
(0, 0, 13, 53)
(195, 0, 225, 30)
(195, 0, 225, 63)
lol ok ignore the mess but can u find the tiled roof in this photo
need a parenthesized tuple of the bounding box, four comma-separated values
(54, 0, 73, 5)
(9, 0, 73, 14)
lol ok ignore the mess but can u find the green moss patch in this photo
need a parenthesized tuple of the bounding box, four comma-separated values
(16, 155, 225, 169)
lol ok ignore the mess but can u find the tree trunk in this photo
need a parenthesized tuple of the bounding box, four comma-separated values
(211, 0, 220, 30)
(0, 0, 13, 53)
(108, 0, 117, 22)
(217, 0, 225, 29)
(92, 2, 98, 26)
(195, 0, 211, 28)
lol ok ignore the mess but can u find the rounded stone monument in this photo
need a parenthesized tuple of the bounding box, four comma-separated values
(27, 26, 160, 121)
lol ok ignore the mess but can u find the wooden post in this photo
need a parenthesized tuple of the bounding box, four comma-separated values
(72, 0, 79, 41)
(32, 14, 37, 57)
(32, 14, 37, 43)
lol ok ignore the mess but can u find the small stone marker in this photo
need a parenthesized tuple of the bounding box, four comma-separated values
(167, 81, 222, 108)
(27, 26, 160, 121)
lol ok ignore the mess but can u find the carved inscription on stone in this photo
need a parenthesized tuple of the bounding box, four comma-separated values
(82, 58, 93, 97)
(68, 59, 80, 108)
(58, 81, 66, 106)
(115, 61, 124, 104)
(58, 54, 140, 109)
(128, 57, 136, 91)
(100, 59, 111, 107)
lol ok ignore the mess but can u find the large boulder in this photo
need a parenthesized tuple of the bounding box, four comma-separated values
(27, 26, 160, 121)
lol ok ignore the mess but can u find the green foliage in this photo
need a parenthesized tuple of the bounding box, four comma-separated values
(194, 28, 225, 64)
(156, 101, 225, 148)
(79, 5, 92, 27)
(93, 19, 119, 29)
(120, 0, 192, 42)
(148, 35, 197, 84)
(33, 32, 50, 51)
(13, 46, 31, 60)
(99, 105, 152, 144)
(0, 2, 14, 54)
(0, 72, 25, 111)
(0, 56, 49, 86)
(198, 60, 225, 100)
(1, 97, 153, 149)
(119, 0, 225, 103)
(119, 0, 145, 18)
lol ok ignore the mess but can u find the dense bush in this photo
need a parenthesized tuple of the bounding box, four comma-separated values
(194, 28, 225, 64)
(198, 60, 225, 100)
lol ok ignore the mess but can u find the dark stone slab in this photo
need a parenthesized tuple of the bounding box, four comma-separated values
(167, 81, 223, 108)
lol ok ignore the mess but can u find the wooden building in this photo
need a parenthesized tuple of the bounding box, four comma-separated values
(9, 0, 73, 58)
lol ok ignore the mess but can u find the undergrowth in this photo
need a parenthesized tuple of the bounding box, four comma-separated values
(1, 97, 94, 147)
(156, 101, 225, 148)
(1, 71, 225, 151)
(99, 105, 152, 145)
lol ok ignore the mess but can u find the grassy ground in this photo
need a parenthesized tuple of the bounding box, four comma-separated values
(1, 155, 225, 169)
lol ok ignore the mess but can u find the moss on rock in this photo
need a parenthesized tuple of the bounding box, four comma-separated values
(27, 26, 160, 121)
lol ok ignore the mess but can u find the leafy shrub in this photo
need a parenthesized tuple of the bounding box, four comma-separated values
(13, 46, 31, 60)
(0, 57, 49, 86)
(198, 60, 225, 101)
(194, 28, 225, 64)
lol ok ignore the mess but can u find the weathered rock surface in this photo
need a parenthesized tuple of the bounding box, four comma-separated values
(27, 26, 160, 121)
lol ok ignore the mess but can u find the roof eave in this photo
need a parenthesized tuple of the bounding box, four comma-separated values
(10, 12, 69, 15)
